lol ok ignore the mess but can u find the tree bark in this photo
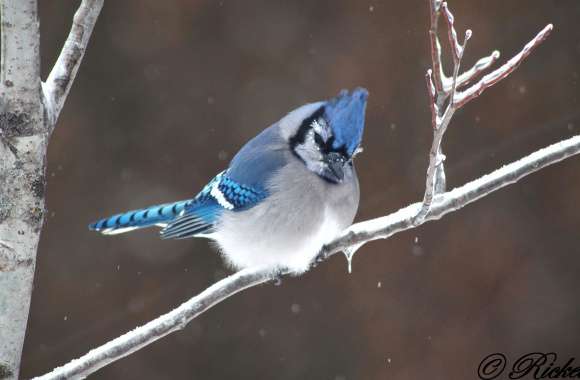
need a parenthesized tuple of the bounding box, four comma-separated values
(0, 0, 46, 378)
(0, 0, 103, 377)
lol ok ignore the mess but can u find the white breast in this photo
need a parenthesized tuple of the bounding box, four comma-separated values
(214, 207, 343, 275)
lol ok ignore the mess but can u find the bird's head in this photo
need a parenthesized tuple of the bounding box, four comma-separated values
(280, 88, 368, 183)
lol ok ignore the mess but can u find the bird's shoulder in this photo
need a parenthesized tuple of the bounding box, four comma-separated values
(226, 123, 289, 190)
(188, 124, 288, 212)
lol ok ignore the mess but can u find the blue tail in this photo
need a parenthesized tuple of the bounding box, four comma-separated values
(89, 200, 192, 235)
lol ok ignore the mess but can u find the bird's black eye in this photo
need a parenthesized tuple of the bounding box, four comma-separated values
(314, 132, 324, 146)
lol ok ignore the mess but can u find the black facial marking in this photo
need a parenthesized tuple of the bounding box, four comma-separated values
(314, 132, 324, 146)
(288, 106, 325, 150)
(289, 105, 356, 184)
(289, 106, 351, 158)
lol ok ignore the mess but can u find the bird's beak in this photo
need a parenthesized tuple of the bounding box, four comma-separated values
(323, 152, 346, 183)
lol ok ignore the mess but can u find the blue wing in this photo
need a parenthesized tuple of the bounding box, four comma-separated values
(90, 124, 286, 238)
(226, 125, 286, 187)
(88, 172, 266, 237)
(161, 125, 286, 239)
(159, 171, 268, 239)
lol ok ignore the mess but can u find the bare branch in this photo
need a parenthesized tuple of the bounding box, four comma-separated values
(454, 24, 553, 108)
(427, 0, 446, 93)
(322, 134, 580, 255)
(454, 50, 500, 90)
(42, 0, 104, 126)
(441, 2, 466, 63)
(414, 2, 552, 225)
(35, 134, 580, 380)
(33, 267, 276, 380)
(415, 2, 472, 223)
(415, 124, 448, 223)
(425, 70, 438, 129)
(449, 29, 470, 104)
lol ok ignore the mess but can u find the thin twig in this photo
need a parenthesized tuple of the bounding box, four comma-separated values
(454, 50, 500, 90)
(441, 2, 465, 63)
(454, 24, 553, 108)
(35, 134, 580, 380)
(425, 70, 438, 130)
(428, 0, 446, 93)
(413, 1, 551, 224)
(415, 1, 470, 223)
(42, 0, 104, 126)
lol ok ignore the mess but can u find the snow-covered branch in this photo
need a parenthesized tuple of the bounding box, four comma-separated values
(43, 0, 104, 126)
(35, 133, 580, 380)
(33, 267, 273, 380)
(33, 2, 570, 378)
(321, 135, 580, 256)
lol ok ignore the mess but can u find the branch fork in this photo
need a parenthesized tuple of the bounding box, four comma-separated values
(413, 0, 553, 224)
(42, 0, 104, 127)
(0, 0, 103, 379)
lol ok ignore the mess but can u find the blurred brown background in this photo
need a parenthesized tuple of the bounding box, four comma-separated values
(20, 0, 580, 379)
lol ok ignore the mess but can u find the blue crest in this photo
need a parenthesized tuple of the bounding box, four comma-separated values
(324, 88, 368, 156)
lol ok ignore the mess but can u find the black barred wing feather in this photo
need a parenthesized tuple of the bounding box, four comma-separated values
(160, 171, 267, 239)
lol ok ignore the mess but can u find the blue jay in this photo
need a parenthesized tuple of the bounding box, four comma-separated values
(90, 88, 368, 274)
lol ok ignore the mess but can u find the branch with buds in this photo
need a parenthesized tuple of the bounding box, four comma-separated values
(414, 0, 553, 223)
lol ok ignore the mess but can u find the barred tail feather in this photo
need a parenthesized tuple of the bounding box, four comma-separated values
(89, 200, 192, 235)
